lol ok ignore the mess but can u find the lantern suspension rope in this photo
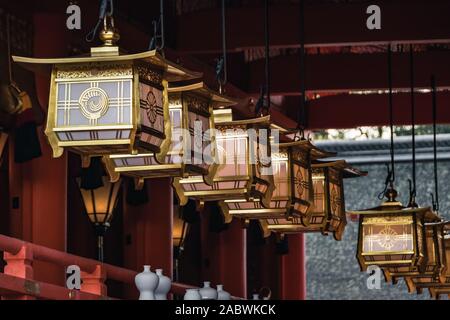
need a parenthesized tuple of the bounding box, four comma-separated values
(86, 0, 114, 42)
(388, 44, 396, 184)
(217, 0, 228, 91)
(298, 0, 306, 131)
(149, 0, 166, 54)
(431, 75, 440, 212)
(264, 0, 270, 113)
(6, 14, 13, 83)
(409, 44, 417, 200)
(378, 44, 396, 200)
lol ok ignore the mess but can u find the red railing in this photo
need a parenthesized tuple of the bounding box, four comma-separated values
(0, 234, 198, 300)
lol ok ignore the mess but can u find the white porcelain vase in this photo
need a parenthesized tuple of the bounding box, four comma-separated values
(184, 289, 202, 300)
(199, 281, 218, 300)
(252, 293, 260, 300)
(135, 265, 159, 300)
(155, 269, 171, 300)
(216, 284, 231, 300)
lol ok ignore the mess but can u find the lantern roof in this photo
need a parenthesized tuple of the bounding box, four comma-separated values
(349, 203, 438, 222)
(279, 139, 336, 160)
(12, 49, 201, 83)
(168, 81, 236, 107)
(312, 159, 368, 178)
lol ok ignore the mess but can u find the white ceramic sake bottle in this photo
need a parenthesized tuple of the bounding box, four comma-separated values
(135, 265, 159, 300)
(184, 289, 202, 300)
(155, 269, 171, 300)
(199, 281, 218, 300)
(216, 284, 231, 300)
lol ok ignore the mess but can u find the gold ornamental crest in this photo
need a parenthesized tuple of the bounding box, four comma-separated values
(78, 87, 109, 120)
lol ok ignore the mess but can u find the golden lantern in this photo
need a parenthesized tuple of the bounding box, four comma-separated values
(219, 140, 334, 225)
(403, 225, 450, 298)
(77, 176, 122, 261)
(350, 187, 440, 272)
(12, 17, 199, 167)
(172, 109, 275, 222)
(102, 82, 233, 188)
(385, 220, 446, 288)
(259, 160, 363, 240)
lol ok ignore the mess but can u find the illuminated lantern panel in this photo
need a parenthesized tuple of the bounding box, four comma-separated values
(260, 160, 363, 240)
(13, 38, 199, 167)
(173, 111, 274, 222)
(353, 202, 439, 271)
(386, 221, 446, 289)
(103, 82, 233, 187)
(77, 176, 122, 230)
(219, 141, 333, 224)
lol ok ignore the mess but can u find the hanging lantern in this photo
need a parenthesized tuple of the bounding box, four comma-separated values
(172, 109, 275, 223)
(259, 160, 363, 240)
(426, 233, 450, 299)
(218, 140, 334, 225)
(12, 17, 199, 167)
(350, 187, 440, 272)
(401, 224, 449, 297)
(102, 82, 233, 188)
(77, 175, 122, 261)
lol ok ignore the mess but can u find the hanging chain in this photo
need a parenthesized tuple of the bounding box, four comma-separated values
(217, 0, 228, 92)
(431, 75, 440, 212)
(387, 44, 396, 185)
(149, 0, 166, 55)
(298, 0, 306, 133)
(6, 13, 13, 83)
(409, 44, 417, 203)
(264, 0, 270, 115)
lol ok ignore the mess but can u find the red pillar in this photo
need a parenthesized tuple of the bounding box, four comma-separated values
(200, 205, 222, 286)
(123, 178, 173, 298)
(7, 13, 69, 286)
(201, 210, 247, 298)
(280, 234, 306, 300)
(219, 219, 247, 298)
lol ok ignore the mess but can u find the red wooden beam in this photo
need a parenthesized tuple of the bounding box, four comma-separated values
(307, 91, 450, 129)
(247, 51, 450, 95)
(177, 1, 450, 54)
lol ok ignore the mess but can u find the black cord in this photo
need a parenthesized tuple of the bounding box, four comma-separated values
(409, 44, 416, 198)
(220, 0, 227, 87)
(431, 75, 440, 212)
(86, 0, 114, 42)
(299, 0, 306, 130)
(387, 44, 395, 183)
(149, 0, 165, 54)
(264, 0, 270, 113)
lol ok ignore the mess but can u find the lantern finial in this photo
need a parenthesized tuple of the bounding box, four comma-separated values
(99, 16, 120, 47)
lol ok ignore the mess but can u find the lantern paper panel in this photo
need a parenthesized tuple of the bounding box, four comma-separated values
(219, 141, 334, 224)
(384, 219, 446, 288)
(103, 82, 233, 186)
(13, 47, 200, 165)
(353, 203, 438, 272)
(173, 113, 275, 222)
(259, 160, 363, 240)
